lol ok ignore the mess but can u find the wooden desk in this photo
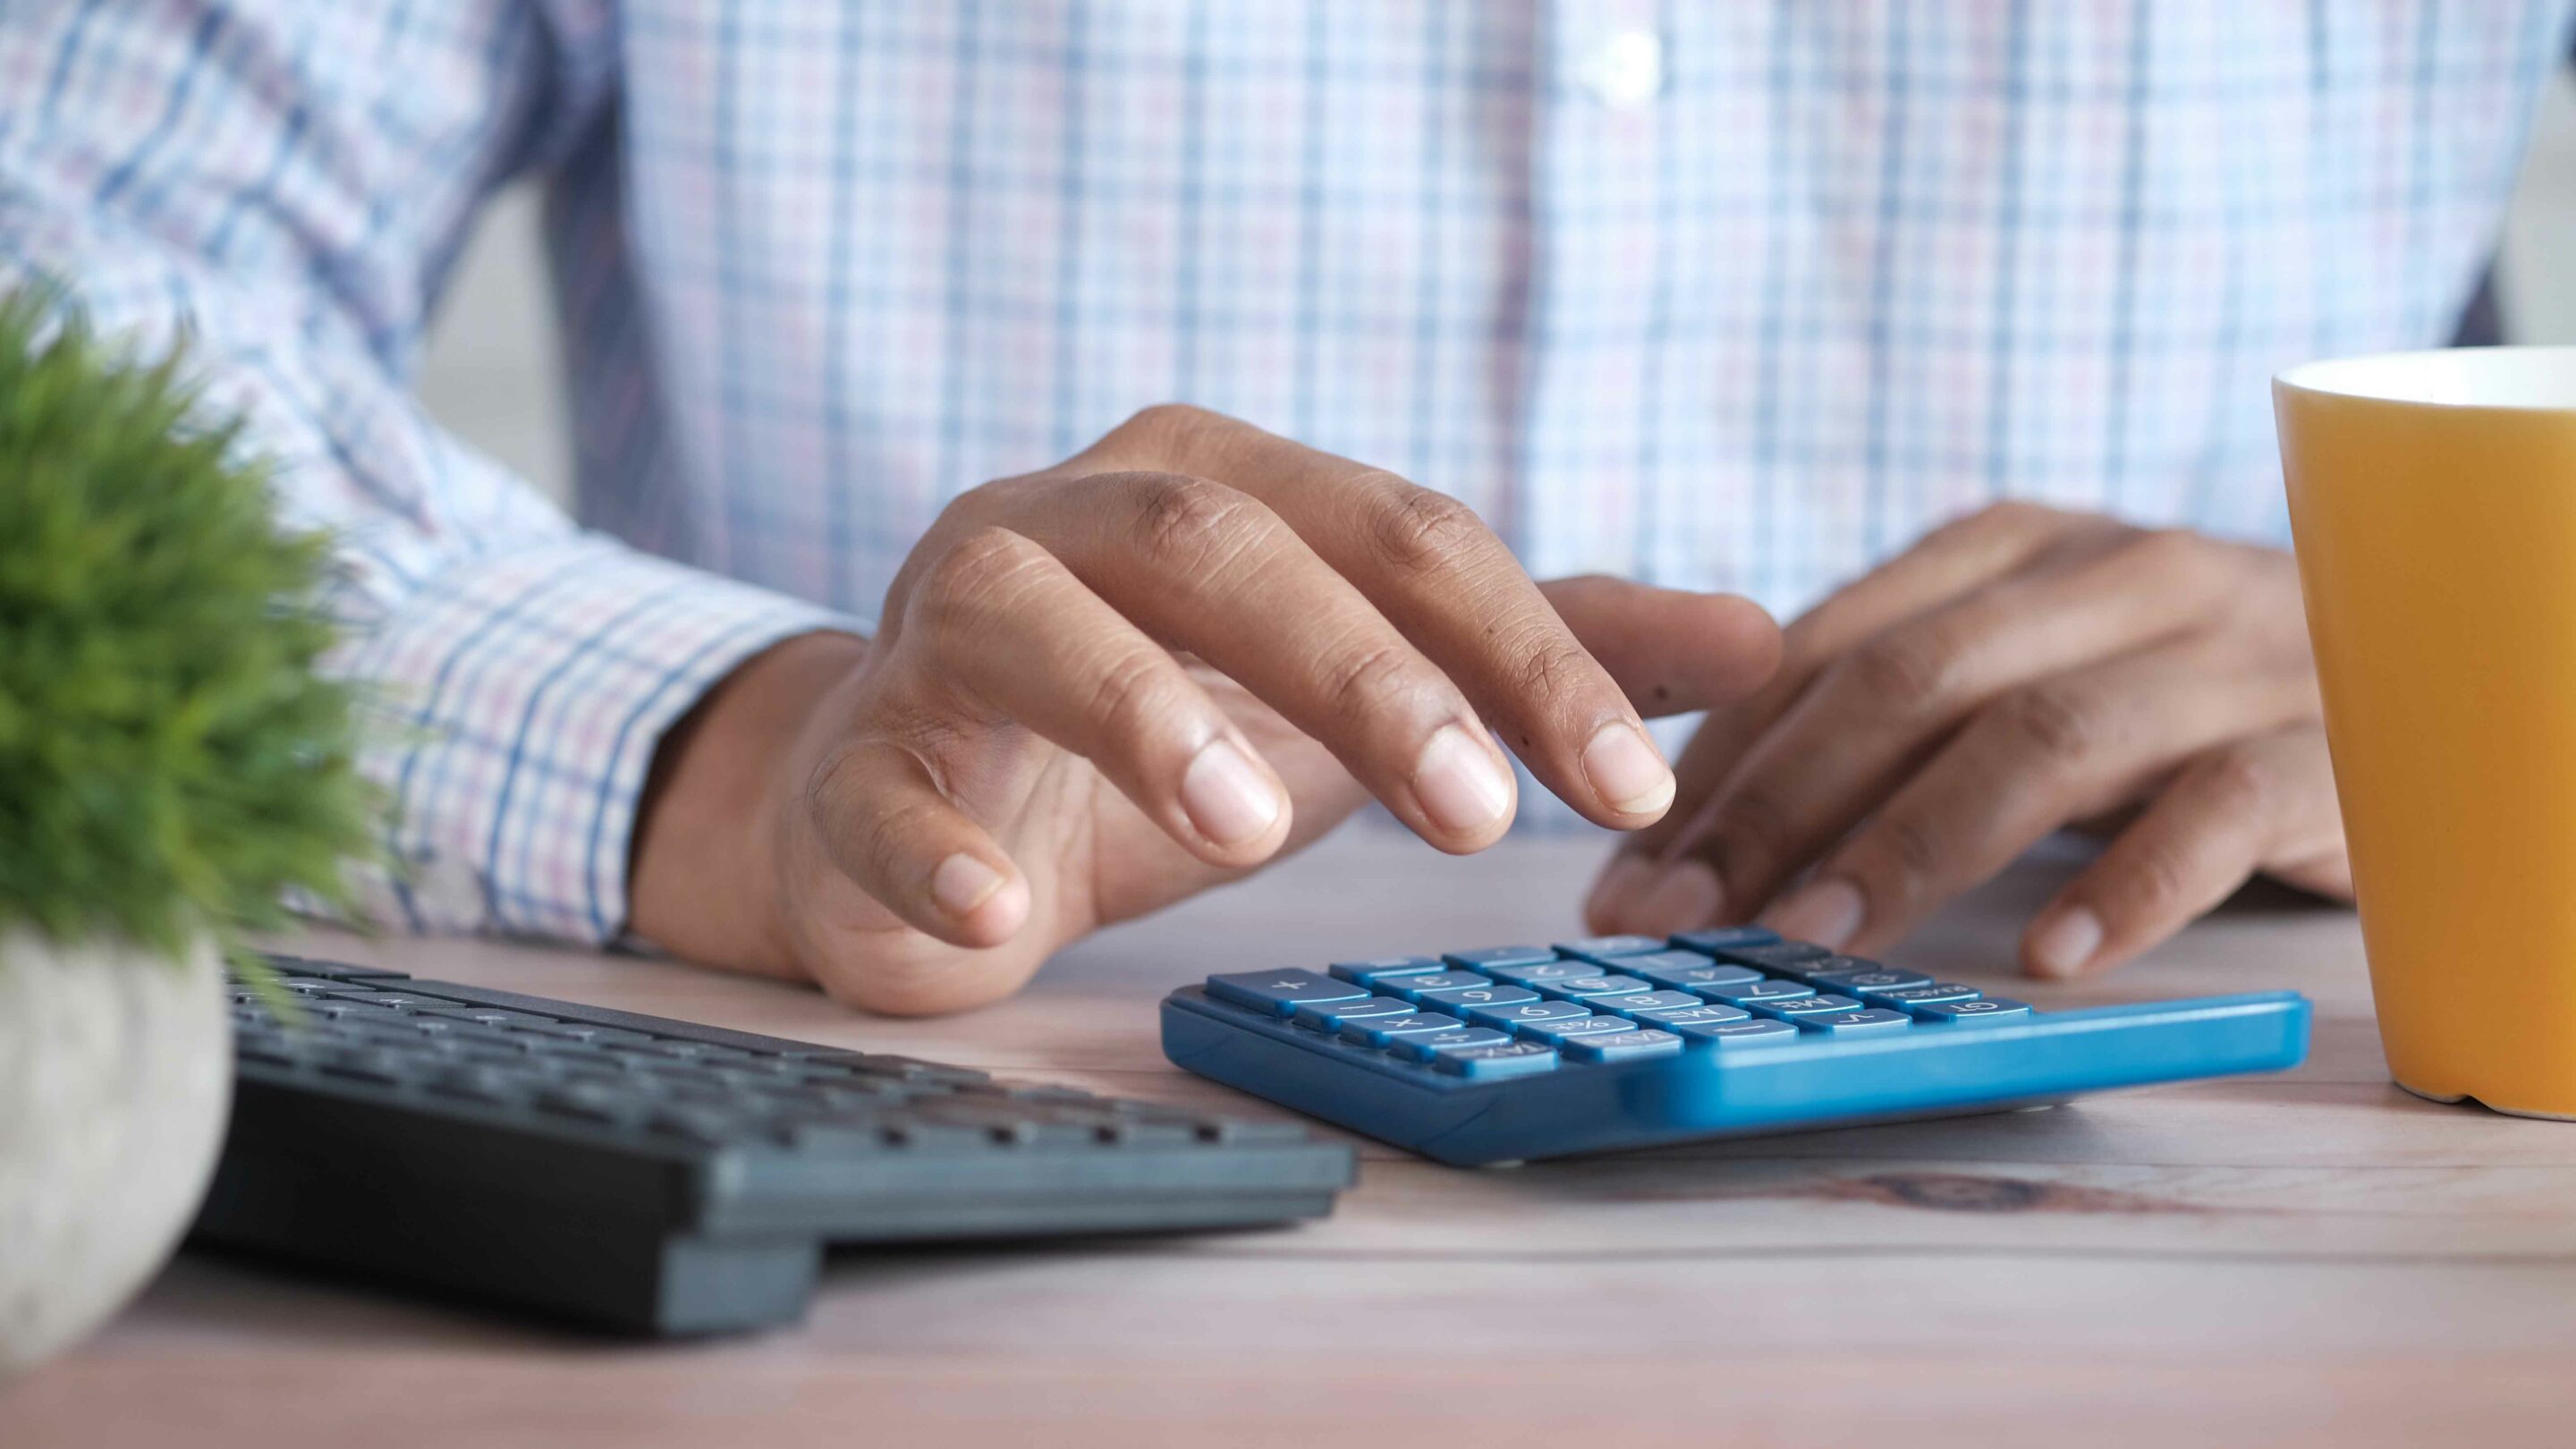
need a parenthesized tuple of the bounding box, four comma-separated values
(8, 831, 2575, 1447)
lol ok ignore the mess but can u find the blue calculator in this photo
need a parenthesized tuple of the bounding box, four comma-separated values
(1161, 927, 2309, 1165)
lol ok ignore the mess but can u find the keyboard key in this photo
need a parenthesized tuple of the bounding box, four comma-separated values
(1621, 1002, 1752, 1029)
(1411, 983, 1543, 1013)
(1290, 996, 1419, 1031)
(1517, 1015, 1634, 1046)
(1748, 993, 1865, 1019)
(1671, 1017, 1801, 1049)
(1911, 996, 2034, 1025)
(1432, 1040, 1560, 1080)
(1535, 973, 1653, 1002)
(1806, 965, 1936, 995)
(1591, 990, 1706, 1020)
(1864, 982, 1982, 1007)
(1698, 978, 1817, 1005)
(1668, 926, 1781, 954)
(1560, 1029, 1686, 1064)
(1383, 971, 1505, 1002)
(1207, 970, 1368, 1018)
(1621, 952, 1764, 991)
(1713, 941, 1835, 971)
(1462, 998, 1595, 1031)
(1328, 955, 1448, 986)
(1552, 934, 1670, 963)
(1789, 1007, 1913, 1036)
(1442, 945, 1560, 970)
(416, 1006, 562, 1029)
(1340, 1013, 1470, 1047)
(1482, 959, 1606, 987)
(1390, 1027, 1514, 1063)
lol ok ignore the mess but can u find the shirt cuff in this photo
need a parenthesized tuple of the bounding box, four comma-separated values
(336, 533, 861, 943)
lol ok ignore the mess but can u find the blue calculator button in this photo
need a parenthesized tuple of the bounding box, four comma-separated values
(1911, 996, 2034, 1025)
(1699, 978, 1816, 1005)
(1750, 992, 1863, 1019)
(1340, 1012, 1470, 1046)
(1553, 934, 1670, 963)
(1413, 983, 1543, 1013)
(1327, 956, 1447, 986)
(1594, 990, 1706, 1019)
(1670, 1017, 1801, 1048)
(1432, 1040, 1561, 1080)
(1560, 1029, 1686, 1063)
(1207, 970, 1368, 1018)
(1443, 945, 1560, 970)
(1669, 926, 1782, 954)
(1384, 971, 1499, 1001)
(1482, 959, 1602, 987)
(1463, 998, 1594, 1030)
(1621, 952, 1765, 991)
(1289, 996, 1419, 1031)
(1391, 1027, 1514, 1063)
(1715, 940, 1836, 971)
(1536, 973, 1653, 1001)
(1808, 965, 1936, 994)
(1791, 1007, 1913, 1035)
(1865, 982, 1982, 1007)
(1623, 1002, 1752, 1029)
(1519, 1015, 1632, 1046)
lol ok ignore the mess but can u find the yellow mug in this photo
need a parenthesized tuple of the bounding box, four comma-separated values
(2276, 347, 2576, 1120)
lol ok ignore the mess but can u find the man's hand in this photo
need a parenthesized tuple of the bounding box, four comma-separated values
(1586, 502, 2351, 979)
(631, 405, 1779, 1014)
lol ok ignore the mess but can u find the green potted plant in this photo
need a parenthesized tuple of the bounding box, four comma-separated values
(0, 294, 375, 1371)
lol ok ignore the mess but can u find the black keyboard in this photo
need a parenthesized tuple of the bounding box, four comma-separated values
(195, 955, 1354, 1335)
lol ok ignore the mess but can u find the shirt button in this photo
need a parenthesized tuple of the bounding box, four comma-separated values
(1579, 29, 1665, 110)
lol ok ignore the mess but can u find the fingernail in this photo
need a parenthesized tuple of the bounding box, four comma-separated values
(1411, 724, 1514, 835)
(1179, 737, 1283, 846)
(1631, 859, 1725, 932)
(1582, 722, 1675, 818)
(930, 852, 1007, 919)
(1586, 853, 1656, 928)
(1765, 877, 1865, 950)
(2027, 906, 2104, 978)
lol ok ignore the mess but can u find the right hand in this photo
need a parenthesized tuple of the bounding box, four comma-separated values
(631, 405, 1781, 1014)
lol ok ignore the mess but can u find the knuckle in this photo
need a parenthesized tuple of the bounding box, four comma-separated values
(2114, 840, 2200, 920)
(1994, 683, 2101, 767)
(1363, 483, 1489, 577)
(2199, 746, 2275, 820)
(2119, 526, 2218, 585)
(911, 526, 1042, 628)
(1845, 631, 1960, 714)
(1504, 630, 1596, 708)
(1077, 647, 1185, 742)
(1121, 471, 1267, 570)
(1318, 640, 1426, 721)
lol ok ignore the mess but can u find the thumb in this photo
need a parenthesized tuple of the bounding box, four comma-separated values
(1539, 574, 1782, 719)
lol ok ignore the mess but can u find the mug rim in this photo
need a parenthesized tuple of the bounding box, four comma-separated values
(2275, 345, 2576, 414)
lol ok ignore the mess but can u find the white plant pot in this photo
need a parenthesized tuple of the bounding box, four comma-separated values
(0, 929, 230, 1373)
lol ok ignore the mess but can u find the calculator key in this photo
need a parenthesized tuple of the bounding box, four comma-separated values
(1592, 990, 1706, 1020)
(1482, 959, 1604, 987)
(1713, 941, 1836, 971)
(1668, 926, 1781, 954)
(1560, 1029, 1686, 1064)
(1462, 998, 1595, 1030)
(1327, 955, 1448, 986)
(1806, 966, 1936, 995)
(1206, 971, 1368, 1018)
(1698, 978, 1817, 1005)
(1789, 1007, 1913, 1035)
(1621, 952, 1764, 991)
(1290, 996, 1419, 1031)
(1911, 996, 2035, 1025)
(1622, 1002, 1753, 1029)
(1552, 935, 1670, 963)
(1411, 983, 1543, 1013)
(1383, 971, 1500, 1002)
(1864, 982, 1983, 1007)
(1443, 945, 1560, 970)
(1390, 1027, 1515, 1063)
(1535, 974, 1653, 1002)
(1340, 1012, 1470, 1047)
(1432, 1040, 1561, 1080)
(1517, 1015, 1632, 1046)
(1671, 1017, 1801, 1048)
(1748, 993, 1863, 1019)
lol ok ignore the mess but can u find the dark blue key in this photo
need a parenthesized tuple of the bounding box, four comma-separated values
(1483, 958, 1603, 987)
(1671, 1017, 1801, 1048)
(1592, 990, 1706, 1020)
(1621, 952, 1765, 991)
(1789, 1006, 1913, 1036)
(1289, 995, 1419, 1032)
(1207, 970, 1366, 1018)
(1412, 983, 1543, 1013)
(1443, 945, 1559, 971)
(1340, 1012, 1470, 1047)
(1462, 998, 1594, 1031)
(1552, 934, 1670, 964)
(1748, 992, 1864, 1019)
(1669, 926, 1781, 954)
(1699, 978, 1816, 1005)
(1806, 964, 1935, 995)
(1622, 1002, 1752, 1029)
(1327, 955, 1448, 986)
(1518, 1014, 1631, 1046)
(1432, 1039, 1560, 1080)
(1864, 982, 1982, 1007)
(1715, 940, 1836, 971)
(1911, 996, 2034, 1025)
(1560, 1029, 1686, 1064)
(1391, 1026, 1515, 1063)
(1535, 973, 1653, 1002)
(1383, 971, 1499, 1002)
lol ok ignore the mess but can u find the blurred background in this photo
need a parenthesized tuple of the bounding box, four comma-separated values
(420, 68, 2576, 511)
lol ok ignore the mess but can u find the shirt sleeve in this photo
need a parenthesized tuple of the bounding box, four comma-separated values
(0, 0, 859, 943)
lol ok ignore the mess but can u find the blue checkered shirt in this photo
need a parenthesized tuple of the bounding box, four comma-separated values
(4, 1, 2570, 943)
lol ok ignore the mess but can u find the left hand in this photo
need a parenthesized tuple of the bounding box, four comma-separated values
(1584, 502, 2352, 978)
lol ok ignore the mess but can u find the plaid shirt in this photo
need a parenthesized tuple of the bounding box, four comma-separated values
(4, 1, 2569, 944)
